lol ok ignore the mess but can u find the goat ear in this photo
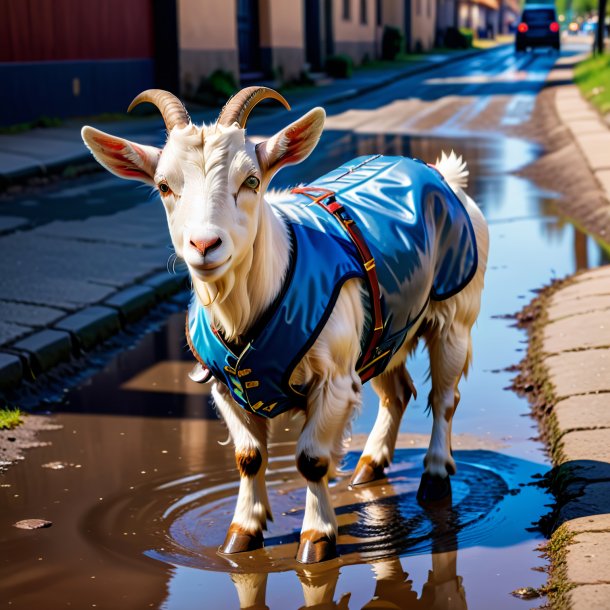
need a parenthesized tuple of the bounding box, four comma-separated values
(81, 126, 161, 184)
(256, 107, 325, 179)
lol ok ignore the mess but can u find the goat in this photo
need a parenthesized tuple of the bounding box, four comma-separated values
(81, 87, 489, 564)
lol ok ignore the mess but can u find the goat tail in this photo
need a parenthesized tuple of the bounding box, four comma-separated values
(435, 150, 469, 193)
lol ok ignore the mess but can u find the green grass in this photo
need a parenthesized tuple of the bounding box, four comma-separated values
(0, 408, 24, 430)
(574, 53, 610, 115)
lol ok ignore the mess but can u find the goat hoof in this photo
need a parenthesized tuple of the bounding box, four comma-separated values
(350, 458, 385, 487)
(219, 525, 263, 554)
(296, 532, 337, 564)
(417, 472, 452, 507)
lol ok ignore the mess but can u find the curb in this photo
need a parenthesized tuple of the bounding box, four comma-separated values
(12, 329, 73, 375)
(0, 47, 491, 187)
(516, 268, 610, 608)
(0, 353, 23, 390)
(55, 306, 121, 351)
(0, 271, 188, 392)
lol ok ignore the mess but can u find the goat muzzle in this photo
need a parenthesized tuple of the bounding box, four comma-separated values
(217, 86, 291, 129)
(190, 236, 223, 256)
(128, 89, 190, 132)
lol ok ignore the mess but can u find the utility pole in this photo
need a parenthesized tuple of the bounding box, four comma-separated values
(596, 0, 607, 54)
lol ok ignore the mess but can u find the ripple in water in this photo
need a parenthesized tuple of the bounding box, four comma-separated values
(98, 448, 536, 575)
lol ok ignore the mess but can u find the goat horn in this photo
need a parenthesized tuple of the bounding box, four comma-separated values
(217, 86, 290, 128)
(128, 89, 190, 131)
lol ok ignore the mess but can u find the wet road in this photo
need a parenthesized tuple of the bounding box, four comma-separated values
(1, 40, 607, 610)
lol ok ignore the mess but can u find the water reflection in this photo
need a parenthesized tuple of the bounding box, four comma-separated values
(230, 544, 465, 610)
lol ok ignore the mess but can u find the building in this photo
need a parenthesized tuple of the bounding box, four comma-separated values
(1, 0, 495, 127)
(0, 0, 179, 126)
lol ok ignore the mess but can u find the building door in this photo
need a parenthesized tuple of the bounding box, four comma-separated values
(152, 0, 179, 93)
(324, 0, 335, 56)
(237, 0, 261, 74)
(305, 0, 322, 71)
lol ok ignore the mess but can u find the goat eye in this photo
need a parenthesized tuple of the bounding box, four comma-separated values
(244, 176, 260, 190)
(158, 182, 170, 194)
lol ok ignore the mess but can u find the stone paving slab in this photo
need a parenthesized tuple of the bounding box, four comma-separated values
(0, 230, 167, 310)
(12, 329, 72, 373)
(142, 271, 188, 299)
(54, 306, 121, 351)
(543, 311, 610, 353)
(565, 532, 610, 585)
(554, 81, 610, 207)
(547, 293, 610, 322)
(544, 349, 610, 399)
(555, 394, 610, 435)
(572, 266, 610, 284)
(0, 321, 35, 345)
(0, 301, 65, 327)
(562, 514, 610, 535)
(575, 134, 610, 172)
(38, 203, 170, 247)
(560, 430, 610, 479)
(553, 277, 610, 302)
(568, 585, 610, 610)
(565, 119, 608, 135)
(104, 285, 157, 323)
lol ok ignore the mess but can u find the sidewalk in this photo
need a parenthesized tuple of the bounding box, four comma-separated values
(528, 55, 610, 609)
(0, 47, 493, 393)
(0, 50, 481, 185)
(549, 52, 610, 205)
(531, 267, 610, 609)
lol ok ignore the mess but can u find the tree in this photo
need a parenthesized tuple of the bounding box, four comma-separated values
(596, 0, 607, 54)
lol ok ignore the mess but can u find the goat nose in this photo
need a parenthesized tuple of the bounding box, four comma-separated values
(190, 236, 222, 256)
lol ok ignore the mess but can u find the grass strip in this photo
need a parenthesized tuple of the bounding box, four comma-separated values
(574, 53, 610, 116)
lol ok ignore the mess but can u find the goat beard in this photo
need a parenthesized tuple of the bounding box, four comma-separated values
(194, 281, 221, 307)
(193, 267, 253, 342)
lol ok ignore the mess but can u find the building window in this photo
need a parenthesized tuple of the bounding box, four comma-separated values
(416, 0, 421, 16)
(360, 0, 367, 24)
(343, 0, 351, 20)
(376, 0, 382, 26)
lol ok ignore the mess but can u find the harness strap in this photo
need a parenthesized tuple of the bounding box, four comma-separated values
(291, 186, 384, 381)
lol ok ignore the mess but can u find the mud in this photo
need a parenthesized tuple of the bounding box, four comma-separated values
(0, 415, 61, 471)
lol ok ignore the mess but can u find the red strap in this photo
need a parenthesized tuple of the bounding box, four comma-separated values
(291, 186, 384, 377)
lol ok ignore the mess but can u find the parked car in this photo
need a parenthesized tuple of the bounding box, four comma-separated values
(515, 4, 561, 52)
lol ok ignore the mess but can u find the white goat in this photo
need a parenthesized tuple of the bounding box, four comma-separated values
(82, 87, 489, 564)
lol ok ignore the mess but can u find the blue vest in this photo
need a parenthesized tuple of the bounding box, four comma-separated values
(187, 155, 478, 418)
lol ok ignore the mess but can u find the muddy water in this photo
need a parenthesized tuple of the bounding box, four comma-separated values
(1, 134, 607, 610)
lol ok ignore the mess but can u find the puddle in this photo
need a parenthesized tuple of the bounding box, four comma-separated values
(1, 133, 607, 609)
